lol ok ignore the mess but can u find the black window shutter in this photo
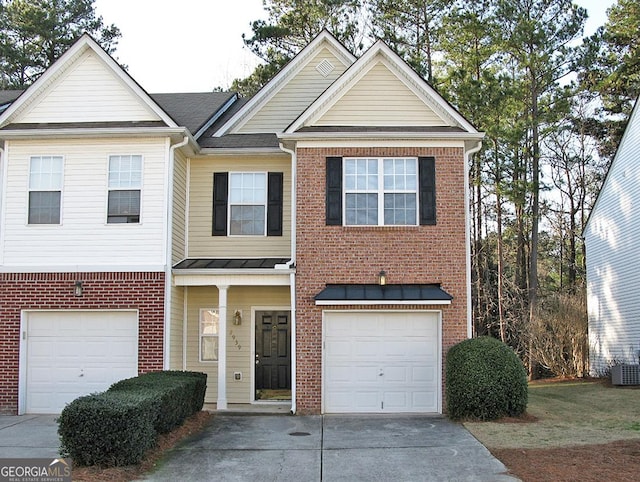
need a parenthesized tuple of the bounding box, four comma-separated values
(326, 157, 342, 225)
(267, 172, 284, 236)
(212, 172, 228, 236)
(418, 157, 436, 225)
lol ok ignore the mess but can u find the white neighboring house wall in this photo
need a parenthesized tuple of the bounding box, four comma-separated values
(0, 137, 169, 271)
(0, 35, 183, 273)
(585, 98, 640, 375)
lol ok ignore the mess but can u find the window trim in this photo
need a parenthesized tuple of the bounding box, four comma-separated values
(27, 155, 64, 225)
(227, 171, 268, 237)
(342, 157, 418, 226)
(199, 308, 219, 363)
(106, 154, 143, 225)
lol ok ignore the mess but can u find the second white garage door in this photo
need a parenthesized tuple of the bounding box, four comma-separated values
(23, 310, 138, 414)
(323, 311, 440, 413)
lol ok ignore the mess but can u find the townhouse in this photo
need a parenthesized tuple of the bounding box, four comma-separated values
(0, 31, 483, 415)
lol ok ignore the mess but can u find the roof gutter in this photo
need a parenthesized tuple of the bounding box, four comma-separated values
(278, 131, 485, 141)
(172, 268, 295, 276)
(0, 126, 193, 141)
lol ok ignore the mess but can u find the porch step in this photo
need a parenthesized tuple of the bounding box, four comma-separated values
(203, 403, 292, 415)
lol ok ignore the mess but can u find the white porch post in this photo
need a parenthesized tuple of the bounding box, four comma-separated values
(217, 285, 229, 410)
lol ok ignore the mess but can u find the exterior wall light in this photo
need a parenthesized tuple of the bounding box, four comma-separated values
(378, 270, 386, 286)
(233, 310, 242, 325)
(74, 280, 84, 297)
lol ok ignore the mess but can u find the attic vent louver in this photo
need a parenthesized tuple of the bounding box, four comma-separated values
(316, 59, 335, 78)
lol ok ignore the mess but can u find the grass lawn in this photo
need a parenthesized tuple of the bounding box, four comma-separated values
(465, 379, 640, 449)
(465, 379, 640, 481)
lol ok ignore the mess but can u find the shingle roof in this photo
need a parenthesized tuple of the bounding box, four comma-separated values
(1, 121, 167, 130)
(315, 284, 453, 303)
(0, 90, 23, 106)
(199, 133, 280, 149)
(150, 92, 236, 137)
(173, 258, 291, 270)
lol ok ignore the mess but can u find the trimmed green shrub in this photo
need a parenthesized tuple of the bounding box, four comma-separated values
(446, 336, 528, 421)
(119, 370, 207, 416)
(109, 371, 206, 430)
(58, 370, 207, 467)
(58, 392, 156, 467)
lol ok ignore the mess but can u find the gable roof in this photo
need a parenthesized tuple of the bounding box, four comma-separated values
(584, 96, 640, 233)
(213, 30, 356, 137)
(285, 40, 479, 136)
(0, 34, 178, 130)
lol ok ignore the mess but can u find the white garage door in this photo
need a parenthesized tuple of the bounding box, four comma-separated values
(24, 311, 138, 413)
(324, 311, 440, 413)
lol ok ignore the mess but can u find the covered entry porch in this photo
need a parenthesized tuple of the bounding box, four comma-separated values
(172, 258, 295, 409)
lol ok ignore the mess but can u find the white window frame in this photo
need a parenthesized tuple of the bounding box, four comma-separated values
(107, 154, 143, 224)
(228, 171, 267, 236)
(199, 308, 219, 362)
(343, 157, 418, 226)
(27, 155, 64, 225)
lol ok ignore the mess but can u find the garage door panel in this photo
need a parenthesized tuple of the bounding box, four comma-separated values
(353, 341, 379, 358)
(383, 391, 408, 409)
(324, 312, 440, 413)
(412, 391, 437, 411)
(412, 366, 436, 382)
(25, 311, 138, 413)
(383, 366, 408, 383)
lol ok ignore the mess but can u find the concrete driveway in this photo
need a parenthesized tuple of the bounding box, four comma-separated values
(144, 414, 518, 482)
(0, 414, 60, 458)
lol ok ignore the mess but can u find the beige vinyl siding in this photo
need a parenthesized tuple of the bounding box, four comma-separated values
(185, 285, 291, 403)
(2, 138, 168, 267)
(19, 50, 159, 124)
(237, 48, 348, 133)
(172, 152, 188, 264)
(316, 61, 445, 126)
(187, 155, 291, 258)
(170, 285, 185, 370)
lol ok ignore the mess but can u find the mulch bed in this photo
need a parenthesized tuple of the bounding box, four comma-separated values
(493, 440, 640, 482)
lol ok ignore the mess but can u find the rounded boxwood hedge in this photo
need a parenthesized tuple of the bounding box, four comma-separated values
(446, 336, 528, 421)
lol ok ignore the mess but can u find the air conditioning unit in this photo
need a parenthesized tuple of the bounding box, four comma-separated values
(611, 364, 640, 385)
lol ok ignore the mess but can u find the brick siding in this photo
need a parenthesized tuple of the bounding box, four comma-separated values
(0, 271, 165, 414)
(295, 147, 469, 414)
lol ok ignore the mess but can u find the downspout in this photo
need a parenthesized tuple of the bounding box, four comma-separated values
(164, 135, 189, 370)
(279, 141, 297, 414)
(464, 140, 483, 339)
(0, 144, 4, 266)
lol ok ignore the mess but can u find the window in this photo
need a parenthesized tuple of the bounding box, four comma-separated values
(28, 156, 63, 224)
(326, 156, 435, 226)
(344, 157, 418, 226)
(229, 172, 267, 235)
(108, 155, 141, 223)
(200, 309, 219, 362)
(212, 171, 284, 237)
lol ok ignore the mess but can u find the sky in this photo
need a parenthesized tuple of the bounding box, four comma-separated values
(94, 0, 616, 94)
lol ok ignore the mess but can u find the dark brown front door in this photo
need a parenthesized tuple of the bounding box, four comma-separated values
(255, 311, 291, 391)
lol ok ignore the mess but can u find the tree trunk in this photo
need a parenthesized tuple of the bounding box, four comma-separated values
(494, 140, 507, 343)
